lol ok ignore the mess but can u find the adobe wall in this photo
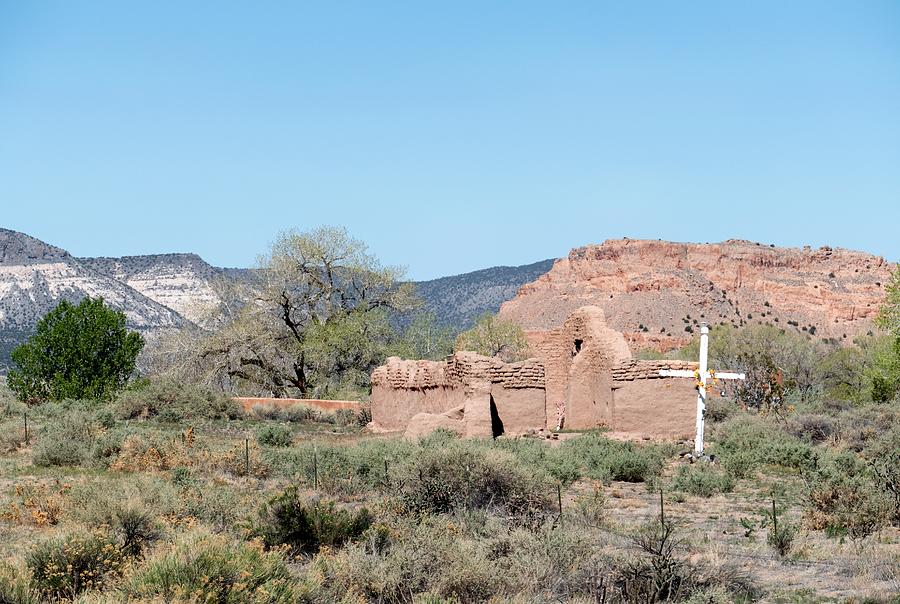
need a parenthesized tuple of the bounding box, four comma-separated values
(527, 306, 632, 430)
(235, 397, 360, 413)
(369, 306, 703, 441)
(370, 358, 463, 431)
(611, 360, 698, 438)
(370, 352, 546, 437)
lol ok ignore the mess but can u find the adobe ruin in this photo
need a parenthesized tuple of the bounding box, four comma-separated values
(370, 306, 700, 439)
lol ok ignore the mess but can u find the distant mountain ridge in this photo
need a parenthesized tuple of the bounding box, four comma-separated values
(414, 259, 555, 329)
(0, 228, 552, 369)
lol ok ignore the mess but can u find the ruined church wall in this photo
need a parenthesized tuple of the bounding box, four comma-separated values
(611, 360, 698, 438)
(370, 353, 546, 435)
(370, 384, 465, 431)
(528, 306, 631, 430)
(370, 357, 464, 431)
(490, 386, 546, 435)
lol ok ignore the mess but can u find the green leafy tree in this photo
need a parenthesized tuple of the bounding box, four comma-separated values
(870, 267, 900, 402)
(8, 298, 144, 403)
(390, 312, 455, 361)
(200, 226, 417, 398)
(676, 324, 823, 402)
(455, 312, 529, 362)
(875, 266, 900, 336)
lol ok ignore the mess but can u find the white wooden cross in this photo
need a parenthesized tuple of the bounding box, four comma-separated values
(658, 322, 745, 455)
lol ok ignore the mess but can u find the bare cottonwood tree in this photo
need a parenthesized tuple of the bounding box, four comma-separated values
(197, 226, 417, 398)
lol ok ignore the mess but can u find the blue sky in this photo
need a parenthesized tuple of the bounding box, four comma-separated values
(1, 2, 898, 279)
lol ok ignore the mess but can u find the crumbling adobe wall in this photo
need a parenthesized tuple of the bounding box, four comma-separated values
(527, 306, 632, 430)
(370, 358, 462, 431)
(611, 360, 698, 438)
(370, 352, 546, 437)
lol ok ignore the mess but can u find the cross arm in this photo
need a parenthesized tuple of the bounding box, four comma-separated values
(657, 369, 746, 380)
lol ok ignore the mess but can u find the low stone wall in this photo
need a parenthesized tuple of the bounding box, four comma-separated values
(611, 360, 698, 438)
(235, 397, 361, 413)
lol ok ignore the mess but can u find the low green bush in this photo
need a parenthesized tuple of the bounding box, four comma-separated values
(711, 416, 813, 474)
(27, 531, 125, 600)
(116, 379, 241, 422)
(32, 409, 96, 467)
(125, 530, 305, 603)
(493, 437, 581, 485)
(113, 507, 162, 558)
(254, 487, 372, 555)
(256, 424, 293, 447)
(0, 562, 36, 604)
(767, 513, 796, 557)
(559, 433, 670, 483)
(312, 513, 756, 603)
(866, 427, 900, 524)
(704, 397, 741, 423)
(803, 449, 891, 542)
(672, 463, 735, 498)
(397, 446, 553, 522)
(787, 414, 837, 444)
(334, 408, 359, 427)
(266, 438, 416, 495)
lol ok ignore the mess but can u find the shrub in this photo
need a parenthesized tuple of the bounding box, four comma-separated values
(113, 507, 162, 558)
(254, 487, 372, 555)
(266, 438, 416, 495)
(0, 562, 36, 604)
(256, 424, 293, 447)
(27, 531, 125, 600)
(787, 414, 837, 444)
(867, 427, 900, 524)
(2, 481, 67, 527)
(90, 425, 137, 466)
(126, 530, 304, 603)
(711, 416, 813, 474)
(334, 408, 360, 427)
(767, 513, 796, 557)
(573, 484, 607, 528)
(32, 410, 96, 467)
(212, 440, 269, 478)
(672, 463, 735, 498)
(116, 379, 240, 422)
(310, 516, 493, 602)
(836, 403, 900, 452)
(109, 433, 198, 472)
(494, 437, 581, 485)
(0, 385, 26, 417)
(398, 446, 553, 522)
(8, 297, 143, 403)
(704, 397, 740, 423)
(803, 450, 891, 542)
(560, 433, 669, 483)
(95, 408, 116, 429)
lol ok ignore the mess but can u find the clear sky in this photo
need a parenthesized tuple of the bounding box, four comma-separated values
(1, 2, 898, 279)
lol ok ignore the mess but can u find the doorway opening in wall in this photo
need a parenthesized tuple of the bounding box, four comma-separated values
(573, 339, 583, 356)
(489, 395, 505, 438)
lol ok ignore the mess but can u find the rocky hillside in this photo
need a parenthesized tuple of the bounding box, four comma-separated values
(414, 259, 555, 330)
(499, 239, 894, 351)
(78, 254, 229, 327)
(0, 228, 553, 369)
(0, 229, 188, 333)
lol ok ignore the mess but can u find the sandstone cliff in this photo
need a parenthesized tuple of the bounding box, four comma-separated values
(499, 239, 894, 350)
